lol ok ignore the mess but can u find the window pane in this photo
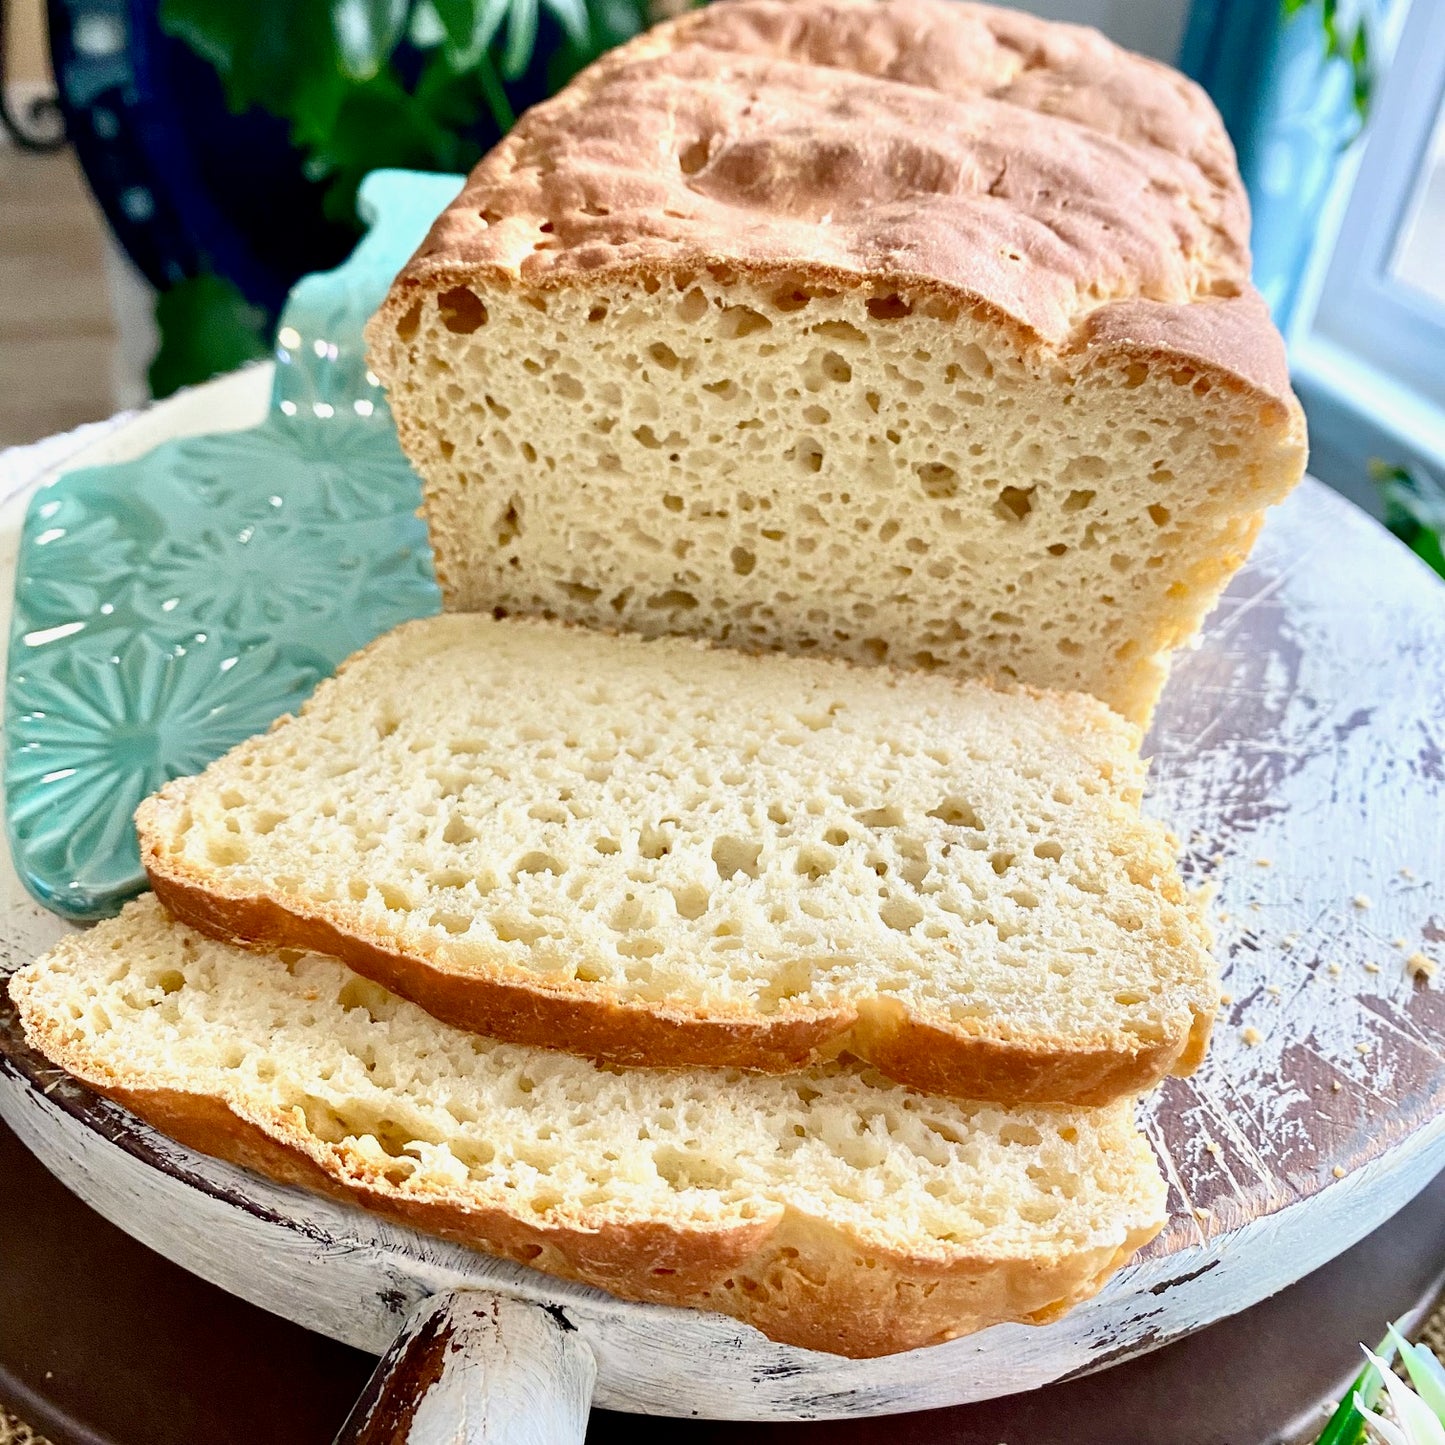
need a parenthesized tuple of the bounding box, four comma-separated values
(1392, 81, 1445, 308)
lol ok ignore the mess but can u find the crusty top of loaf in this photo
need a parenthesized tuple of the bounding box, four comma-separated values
(388, 0, 1292, 404)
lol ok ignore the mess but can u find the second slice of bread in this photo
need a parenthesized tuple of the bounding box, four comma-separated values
(137, 615, 1215, 1105)
(9, 896, 1168, 1357)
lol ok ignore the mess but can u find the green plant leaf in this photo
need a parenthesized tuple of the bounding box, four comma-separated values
(1351, 22, 1374, 123)
(162, 0, 649, 232)
(431, 0, 477, 49)
(1280, 0, 1376, 137)
(1362, 1347, 1445, 1445)
(542, 0, 590, 49)
(148, 275, 271, 401)
(477, 0, 516, 57)
(310, 72, 478, 221)
(411, 48, 509, 138)
(590, 0, 648, 49)
(544, 0, 643, 92)
(1316, 1329, 1399, 1445)
(408, 0, 449, 47)
(501, 0, 539, 78)
(331, 0, 410, 80)
(159, 0, 345, 130)
(1388, 1327, 1445, 1422)
(474, 48, 518, 131)
(1414, 532, 1445, 579)
(438, 0, 513, 69)
(1371, 459, 1445, 582)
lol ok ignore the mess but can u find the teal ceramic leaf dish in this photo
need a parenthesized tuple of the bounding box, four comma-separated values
(5, 169, 465, 920)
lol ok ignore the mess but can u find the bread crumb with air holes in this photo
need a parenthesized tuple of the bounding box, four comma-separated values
(131, 613, 1219, 1101)
(364, 2, 1307, 731)
(8, 896, 1173, 1356)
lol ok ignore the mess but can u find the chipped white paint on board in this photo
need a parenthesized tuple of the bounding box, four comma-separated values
(1139, 478, 1445, 1250)
(335, 1290, 596, 1444)
(0, 375, 1443, 1419)
(4, 1058, 1445, 1421)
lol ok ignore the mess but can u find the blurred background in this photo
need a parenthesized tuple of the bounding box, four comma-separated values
(0, 0, 1442, 546)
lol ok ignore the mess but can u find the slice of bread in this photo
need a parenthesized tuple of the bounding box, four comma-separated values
(9, 896, 1168, 1356)
(365, 0, 1307, 724)
(136, 614, 1216, 1105)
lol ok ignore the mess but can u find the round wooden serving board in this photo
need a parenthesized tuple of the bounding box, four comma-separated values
(1, 374, 1444, 1420)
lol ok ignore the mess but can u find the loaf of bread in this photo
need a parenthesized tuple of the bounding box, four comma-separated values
(9, 896, 1168, 1356)
(366, 0, 1307, 724)
(137, 614, 1216, 1105)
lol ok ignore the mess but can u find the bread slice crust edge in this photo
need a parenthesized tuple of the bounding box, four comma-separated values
(9, 933, 1167, 1359)
(142, 839, 1208, 1108)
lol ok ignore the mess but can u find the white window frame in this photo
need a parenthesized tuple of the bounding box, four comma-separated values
(1289, 0, 1445, 503)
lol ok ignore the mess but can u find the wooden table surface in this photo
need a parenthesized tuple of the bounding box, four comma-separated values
(0, 149, 116, 450)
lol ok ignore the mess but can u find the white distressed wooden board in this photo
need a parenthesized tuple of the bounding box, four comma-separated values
(0, 373, 1443, 1420)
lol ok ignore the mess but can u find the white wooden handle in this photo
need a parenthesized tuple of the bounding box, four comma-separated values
(334, 1289, 596, 1444)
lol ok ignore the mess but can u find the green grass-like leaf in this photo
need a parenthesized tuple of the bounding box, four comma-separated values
(544, 0, 590, 49)
(474, 49, 518, 131)
(1317, 1330, 1398, 1445)
(501, 0, 540, 79)
(331, 0, 410, 80)
(1390, 1327, 1445, 1422)
(431, 0, 477, 49)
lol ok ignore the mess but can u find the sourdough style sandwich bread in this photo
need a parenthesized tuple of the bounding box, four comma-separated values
(136, 614, 1216, 1105)
(366, 0, 1307, 724)
(9, 896, 1168, 1356)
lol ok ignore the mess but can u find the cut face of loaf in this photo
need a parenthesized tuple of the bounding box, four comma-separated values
(137, 615, 1217, 1106)
(366, 0, 1308, 724)
(9, 896, 1169, 1357)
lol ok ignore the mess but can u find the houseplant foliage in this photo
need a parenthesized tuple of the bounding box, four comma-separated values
(1317, 1327, 1445, 1445)
(149, 0, 653, 395)
(1281, 0, 1376, 135)
(1372, 463, 1445, 580)
(150, 0, 1373, 397)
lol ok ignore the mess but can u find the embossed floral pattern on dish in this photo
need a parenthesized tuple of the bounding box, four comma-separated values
(4, 170, 463, 918)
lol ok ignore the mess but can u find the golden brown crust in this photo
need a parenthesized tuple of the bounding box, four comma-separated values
(1079, 292, 1294, 411)
(12, 993, 1162, 1358)
(146, 860, 851, 1072)
(145, 855, 1200, 1108)
(372, 0, 1298, 415)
